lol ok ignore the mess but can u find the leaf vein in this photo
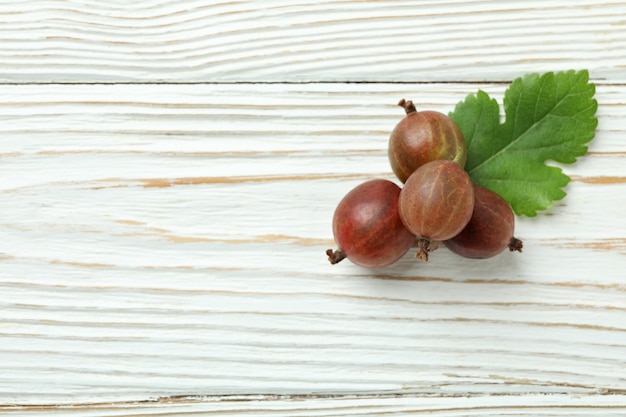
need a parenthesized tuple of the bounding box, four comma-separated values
(468, 75, 591, 175)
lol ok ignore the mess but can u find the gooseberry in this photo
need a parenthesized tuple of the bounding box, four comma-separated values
(399, 160, 474, 244)
(327, 179, 415, 268)
(389, 99, 467, 183)
(444, 185, 523, 258)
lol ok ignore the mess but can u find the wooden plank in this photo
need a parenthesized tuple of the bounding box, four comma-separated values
(0, 83, 624, 405)
(3, 394, 626, 416)
(0, 0, 624, 83)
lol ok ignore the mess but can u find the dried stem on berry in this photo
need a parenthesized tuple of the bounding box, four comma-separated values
(509, 237, 523, 252)
(326, 248, 347, 264)
(415, 237, 440, 261)
(398, 98, 417, 114)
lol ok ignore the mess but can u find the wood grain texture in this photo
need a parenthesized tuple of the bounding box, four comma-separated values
(0, 0, 625, 83)
(3, 394, 626, 416)
(2, 0, 626, 414)
(0, 84, 625, 410)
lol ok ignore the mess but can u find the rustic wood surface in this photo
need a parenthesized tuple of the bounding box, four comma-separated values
(1, 1, 625, 415)
(1, 0, 625, 83)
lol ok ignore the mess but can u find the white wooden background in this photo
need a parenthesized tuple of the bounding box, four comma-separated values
(1, 1, 626, 416)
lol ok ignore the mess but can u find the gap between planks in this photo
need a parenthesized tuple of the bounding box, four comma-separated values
(4, 390, 626, 410)
(0, 80, 622, 85)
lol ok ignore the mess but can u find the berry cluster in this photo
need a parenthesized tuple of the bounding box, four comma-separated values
(327, 99, 523, 268)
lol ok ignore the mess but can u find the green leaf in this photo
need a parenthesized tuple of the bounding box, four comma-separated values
(449, 70, 598, 217)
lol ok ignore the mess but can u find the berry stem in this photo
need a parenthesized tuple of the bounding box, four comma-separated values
(326, 248, 347, 264)
(398, 98, 417, 114)
(415, 237, 440, 261)
(508, 237, 523, 252)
